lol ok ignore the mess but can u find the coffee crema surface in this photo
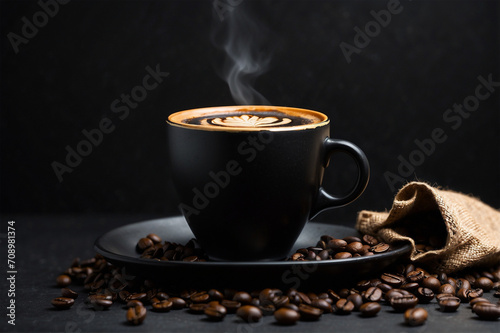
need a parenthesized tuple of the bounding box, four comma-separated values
(168, 106, 329, 132)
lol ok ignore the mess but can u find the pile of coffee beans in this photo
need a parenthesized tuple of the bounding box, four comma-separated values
(136, 233, 208, 262)
(288, 234, 390, 261)
(135, 232, 392, 263)
(51, 251, 500, 326)
(392, 211, 448, 254)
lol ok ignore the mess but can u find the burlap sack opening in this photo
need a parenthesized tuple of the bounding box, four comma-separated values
(356, 182, 500, 273)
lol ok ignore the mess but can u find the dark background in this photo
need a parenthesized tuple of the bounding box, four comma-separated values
(1, 0, 499, 224)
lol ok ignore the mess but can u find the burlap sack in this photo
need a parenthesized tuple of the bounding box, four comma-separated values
(356, 182, 500, 273)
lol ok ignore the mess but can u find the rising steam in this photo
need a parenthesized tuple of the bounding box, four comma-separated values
(212, 4, 273, 105)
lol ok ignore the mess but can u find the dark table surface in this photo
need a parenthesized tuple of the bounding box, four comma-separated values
(1, 214, 499, 332)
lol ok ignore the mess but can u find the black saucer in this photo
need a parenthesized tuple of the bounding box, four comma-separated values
(94, 216, 412, 289)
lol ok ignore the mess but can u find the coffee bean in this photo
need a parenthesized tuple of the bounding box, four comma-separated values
(291, 253, 305, 261)
(128, 293, 147, 302)
(136, 238, 154, 252)
(126, 304, 146, 325)
(378, 283, 393, 293)
(258, 302, 276, 316)
(422, 276, 441, 292)
(206, 289, 224, 301)
(381, 273, 404, 288)
(317, 249, 330, 260)
(327, 289, 341, 302)
(92, 298, 113, 310)
(152, 299, 173, 312)
(475, 277, 494, 292)
(299, 304, 323, 320)
(170, 297, 186, 309)
(406, 270, 424, 283)
(456, 278, 471, 291)
(390, 295, 418, 312)
(346, 293, 363, 311)
(274, 307, 300, 325)
(371, 243, 390, 253)
(343, 236, 362, 243)
(416, 287, 434, 303)
(364, 287, 383, 302)
(467, 288, 484, 301)
(469, 297, 491, 307)
(335, 299, 355, 315)
(51, 297, 75, 309)
(61, 288, 78, 299)
(297, 291, 312, 305)
(404, 307, 428, 326)
(259, 288, 281, 302)
(328, 239, 347, 250)
(438, 283, 455, 295)
(189, 303, 208, 314)
(473, 303, 500, 320)
(334, 252, 352, 259)
(146, 233, 161, 244)
(236, 305, 263, 323)
(233, 291, 252, 305)
(362, 234, 379, 246)
(311, 298, 333, 313)
(359, 302, 381, 317)
(191, 291, 210, 303)
(204, 304, 227, 321)
(272, 295, 290, 308)
(401, 282, 419, 292)
(346, 241, 364, 254)
(356, 280, 371, 291)
(221, 300, 241, 313)
(438, 296, 461, 312)
(56, 274, 72, 287)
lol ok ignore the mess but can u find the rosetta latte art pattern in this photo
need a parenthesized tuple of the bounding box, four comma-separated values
(209, 115, 292, 127)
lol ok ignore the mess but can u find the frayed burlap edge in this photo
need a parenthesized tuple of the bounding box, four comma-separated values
(356, 182, 500, 273)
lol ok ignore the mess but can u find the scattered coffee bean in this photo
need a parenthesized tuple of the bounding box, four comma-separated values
(204, 304, 227, 321)
(311, 298, 333, 313)
(91, 298, 113, 310)
(438, 296, 461, 312)
(472, 302, 500, 320)
(61, 288, 78, 299)
(416, 287, 434, 303)
(236, 305, 263, 323)
(56, 274, 72, 287)
(364, 287, 383, 302)
(274, 307, 300, 325)
(189, 303, 208, 314)
(381, 273, 404, 288)
(347, 293, 363, 311)
(126, 304, 146, 325)
(151, 299, 172, 312)
(390, 295, 418, 312)
(335, 299, 355, 315)
(298, 304, 323, 320)
(404, 307, 428, 326)
(360, 302, 381, 317)
(475, 277, 494, 292)
(51, 297, 75, 309)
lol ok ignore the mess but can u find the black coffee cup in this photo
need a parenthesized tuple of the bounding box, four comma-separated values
(167, 106, 369, 261)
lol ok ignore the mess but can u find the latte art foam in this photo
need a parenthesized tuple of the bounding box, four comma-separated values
(209, 115, 292, 127)
(184, 111, 315, 128)
(168, 106, 329, 132)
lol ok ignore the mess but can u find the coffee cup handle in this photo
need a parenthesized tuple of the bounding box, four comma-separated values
(309, 138, 370, 219)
